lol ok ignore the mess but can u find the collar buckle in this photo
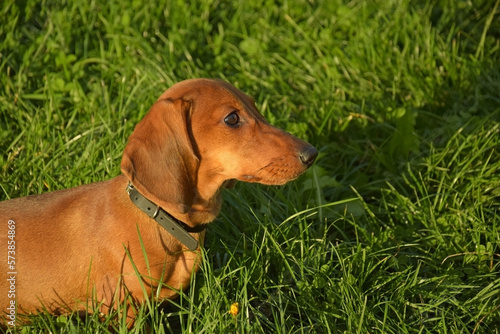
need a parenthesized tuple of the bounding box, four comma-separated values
(151, 205, 160, 219)
(126, 183, 134, 195)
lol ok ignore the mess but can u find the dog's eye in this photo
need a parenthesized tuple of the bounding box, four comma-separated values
(224, 112, 240, 126)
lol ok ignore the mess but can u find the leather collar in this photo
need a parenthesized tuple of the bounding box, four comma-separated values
(126, 183, 206, 251)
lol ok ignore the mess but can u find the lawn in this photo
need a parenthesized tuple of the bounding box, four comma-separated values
(0, 0, 499, 333)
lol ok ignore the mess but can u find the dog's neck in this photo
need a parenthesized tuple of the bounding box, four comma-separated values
(126, 183, 207, 251)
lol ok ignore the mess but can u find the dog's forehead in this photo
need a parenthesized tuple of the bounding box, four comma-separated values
(214, 80, 249, 99)
(160, 79, 263, 120)
(160, 79, 250, 104)
(206, 80, 268, 122)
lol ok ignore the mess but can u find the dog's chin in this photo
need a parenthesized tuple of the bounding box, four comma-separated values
(189, 191, 223, 224)
(223, 179, 238, 189)
(189, 210, 218, 225)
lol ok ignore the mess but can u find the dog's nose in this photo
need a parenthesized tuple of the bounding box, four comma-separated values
(299, 146, 318, 167)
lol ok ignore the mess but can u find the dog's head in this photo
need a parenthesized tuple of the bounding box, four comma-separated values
(121, 79, 317, 224)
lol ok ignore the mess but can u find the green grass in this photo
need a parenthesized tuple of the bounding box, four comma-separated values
(1, 0, 499, 332)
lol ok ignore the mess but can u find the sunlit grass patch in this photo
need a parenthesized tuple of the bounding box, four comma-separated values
(1, 0, 499, 332)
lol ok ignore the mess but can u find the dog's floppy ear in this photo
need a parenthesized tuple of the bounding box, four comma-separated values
(121, 98, 199, 214)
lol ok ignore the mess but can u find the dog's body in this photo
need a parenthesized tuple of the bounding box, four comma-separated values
(1, 176, 191, 318)
(0, 79, 317, 325)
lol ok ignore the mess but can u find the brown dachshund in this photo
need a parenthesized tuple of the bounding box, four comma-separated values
(0, 78, 317, 326)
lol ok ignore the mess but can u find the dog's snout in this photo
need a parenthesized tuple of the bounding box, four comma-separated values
(299, 146, 318, 167)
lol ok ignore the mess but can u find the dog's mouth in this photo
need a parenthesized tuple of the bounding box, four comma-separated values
(239, 162, 306, 186)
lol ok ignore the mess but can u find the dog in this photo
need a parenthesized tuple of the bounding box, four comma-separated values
(0, 78, 317, 326)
